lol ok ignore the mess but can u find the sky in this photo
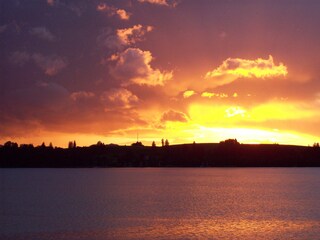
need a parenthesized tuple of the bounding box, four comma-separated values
(1, 0, 320, 147)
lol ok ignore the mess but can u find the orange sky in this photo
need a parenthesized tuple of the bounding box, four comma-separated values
(1, 0, 320, 147)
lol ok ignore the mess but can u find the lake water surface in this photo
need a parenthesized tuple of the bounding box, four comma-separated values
(1, 168, 320, 239)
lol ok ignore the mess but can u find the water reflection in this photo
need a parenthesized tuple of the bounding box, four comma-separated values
(104, 218, 320, 239)
(2, 168, 320, 239)
(7, 218, 320, 240)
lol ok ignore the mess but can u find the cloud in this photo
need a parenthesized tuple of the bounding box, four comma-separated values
(1, 82, 69, 121)
(225, 107, 246, 118)
(117, 25, 153, 46)
(70, 91, 95, 101)
(46, 1, 86, 16)
(205, 55, 288, 86)
(161, 110, 189, 122)
(183, 90, 196, 98)
(0, 24, 7, 34)
(47, 0, 55, 6)
(97, 28, 119, 49)
(138, 0, 177, 7)
(0, 82, 146, 138)
(110, 48, 173, 86)
(219, 31, 227, 40)
(9, 51, 67, 76)
(32, 53, 67, 76)
(30, 27, 56, 42)
(138, 0, 169, 6)
(97, 25, 152, 50)
(201, 92, 228, 98)
(116, 9, 130, 20)
(9, 51, 31, 66)
(96, 3, 131, 20)
(101, 88, 138, 109)
(96, 3, 108, 11)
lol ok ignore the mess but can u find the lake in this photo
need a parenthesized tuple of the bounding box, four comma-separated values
(1, 168, 320, 239)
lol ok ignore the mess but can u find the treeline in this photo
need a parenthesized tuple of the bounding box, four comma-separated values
(1, 140, 320, 167)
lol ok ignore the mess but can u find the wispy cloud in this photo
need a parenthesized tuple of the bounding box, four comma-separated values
(32, 53, 67, 76)
(46, 0, 55, 6)
(0, 24, 7, 34)
(201, 92, 228, 98)
(138, 0, 177, 7)
(9, 51, 31, 65)
(225, 107, 246, 118)
(46, 1, 86, 16)
(70, 91, 95, 101)
(30, 27, 56, 42)
(10, 51, 67, 76)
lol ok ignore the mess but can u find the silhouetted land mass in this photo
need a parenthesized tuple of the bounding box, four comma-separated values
(1, 140, 320, 167)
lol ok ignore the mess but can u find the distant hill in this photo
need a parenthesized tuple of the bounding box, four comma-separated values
(0, 142, 320, 167)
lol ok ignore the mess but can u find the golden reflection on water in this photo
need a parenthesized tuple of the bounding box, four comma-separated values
(104, 218, 320, 239)
(10, 218, 320, 240)
(12, 218, 320, 240)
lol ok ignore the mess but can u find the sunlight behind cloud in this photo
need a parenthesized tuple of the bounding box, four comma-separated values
(206, 55, 287, 79)
(205, 55, 288, 87)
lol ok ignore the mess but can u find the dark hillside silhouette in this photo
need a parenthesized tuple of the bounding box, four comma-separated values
(1, 140, 320, 167)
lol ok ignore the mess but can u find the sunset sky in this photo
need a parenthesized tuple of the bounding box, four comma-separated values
(1, 0, 320, 147)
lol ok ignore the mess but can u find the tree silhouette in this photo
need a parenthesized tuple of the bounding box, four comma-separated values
(152, 141, 156, 147)
(4, 141, 18, 148)
(161, 138, 164, 147)
(220, 138, 239, 145)
(97, 141, 104, 146)
(165, 139, 169, 146)
(68, 141, 76, 149)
